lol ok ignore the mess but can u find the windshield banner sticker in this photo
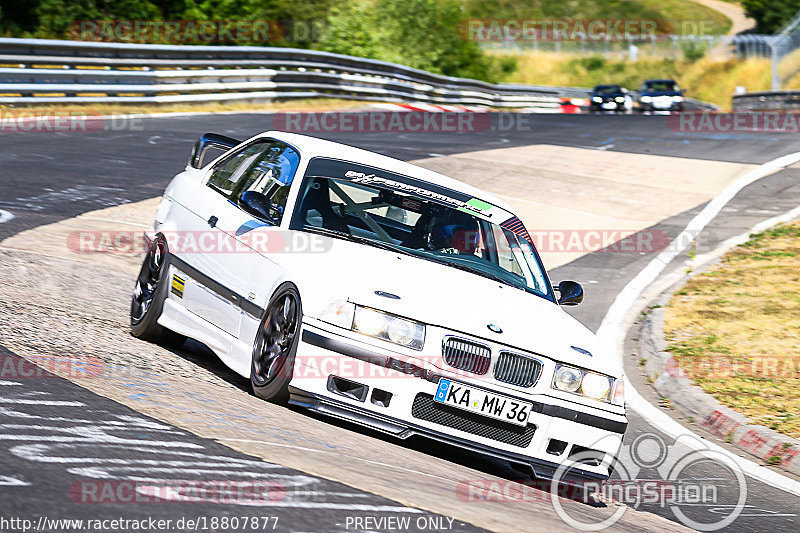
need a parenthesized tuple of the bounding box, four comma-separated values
(344, 170, 505, 221)
(304, 157, 515, 223)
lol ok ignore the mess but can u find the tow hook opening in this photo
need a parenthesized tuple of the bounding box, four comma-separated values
(327, 375, 368, 402)
(546, 439, 569, 456)
(370, 388, 393, 407)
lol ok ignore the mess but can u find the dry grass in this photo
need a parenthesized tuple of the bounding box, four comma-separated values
(664, 221, 800, 438)
(778, 48, 800, 88)
(500, 52, 772, 110)
(0, 98, 372, 117)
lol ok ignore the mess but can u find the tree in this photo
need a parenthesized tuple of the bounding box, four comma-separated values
(317, 0, 513, 82)
(742, 0, 798, 34)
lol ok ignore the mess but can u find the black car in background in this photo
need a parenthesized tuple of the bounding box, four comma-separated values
(590, 85, 632, 112)
(637, 79, 684, 112)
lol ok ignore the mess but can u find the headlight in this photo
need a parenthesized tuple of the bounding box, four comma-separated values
(592, 96, 602, 102)
(552, 364, 615, 403)
(673, 95, 684, 102)
(353, 306, 425, 350)
(581, 372, 611, 399)
(641, 95, 652, 103)
(614, 96, 624, 103)
(553, 365, 582, 392)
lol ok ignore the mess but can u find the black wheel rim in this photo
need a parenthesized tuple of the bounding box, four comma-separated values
(131, 238, 165, 323)
(252, 292, 299, 387)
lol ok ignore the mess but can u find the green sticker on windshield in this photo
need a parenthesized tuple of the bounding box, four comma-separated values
(466, 198, 492, 211)
(459, 197, 497, 219)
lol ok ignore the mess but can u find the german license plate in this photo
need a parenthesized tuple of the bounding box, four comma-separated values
(433, 378, 532, 426)
(601, 102, 616, 109)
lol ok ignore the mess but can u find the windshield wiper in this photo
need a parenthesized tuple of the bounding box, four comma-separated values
(423, 254, 523, 289)
(304, 226, 526, 290)
(302, 226, 413, 257)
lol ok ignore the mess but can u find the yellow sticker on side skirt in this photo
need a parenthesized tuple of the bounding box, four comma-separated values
(171, 274, 185, 298)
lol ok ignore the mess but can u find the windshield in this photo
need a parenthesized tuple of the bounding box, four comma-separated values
(290, 158, 554, 301)
(594, 85, 622, 94)
(642, 80, 679, 92)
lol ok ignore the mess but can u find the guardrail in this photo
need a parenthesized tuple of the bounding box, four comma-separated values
(732, 90, 800, 111)
(0, 37, 589, 108)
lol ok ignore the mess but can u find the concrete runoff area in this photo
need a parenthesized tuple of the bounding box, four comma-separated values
(414, 145, 756, 268)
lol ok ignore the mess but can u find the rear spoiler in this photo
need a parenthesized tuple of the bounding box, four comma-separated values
(188, 132, 242, 169)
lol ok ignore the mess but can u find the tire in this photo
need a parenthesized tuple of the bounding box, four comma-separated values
(250, 282, 302, 403)
(130, 234, 186, 348)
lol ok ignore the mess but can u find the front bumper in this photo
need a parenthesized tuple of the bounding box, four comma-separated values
(289, 321, 627, 481)
(639, 100, 683, 111)
(590, 100, 626, 111)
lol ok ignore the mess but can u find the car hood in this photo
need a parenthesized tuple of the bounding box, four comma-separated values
(275, 235, 621, 377)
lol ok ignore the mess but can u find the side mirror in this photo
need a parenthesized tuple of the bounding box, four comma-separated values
(238, 191, 276, 223)
(555, 280, 583, 306)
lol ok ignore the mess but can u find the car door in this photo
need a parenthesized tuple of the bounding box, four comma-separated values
(207, 139, 301, 340)
(167, 139, 299, 338)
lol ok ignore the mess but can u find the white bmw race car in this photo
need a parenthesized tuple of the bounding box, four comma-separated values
(131, 131, 627, 482)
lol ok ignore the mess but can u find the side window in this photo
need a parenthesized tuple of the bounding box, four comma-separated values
(207, 142, 265, 196)
(206, 140, 300, 224)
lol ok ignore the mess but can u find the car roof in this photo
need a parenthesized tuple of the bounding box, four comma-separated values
(255, 130, 515, 212)
(643, 79, 677, 83)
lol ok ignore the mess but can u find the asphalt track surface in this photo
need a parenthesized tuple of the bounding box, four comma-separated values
(1, 111, 799, 532)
